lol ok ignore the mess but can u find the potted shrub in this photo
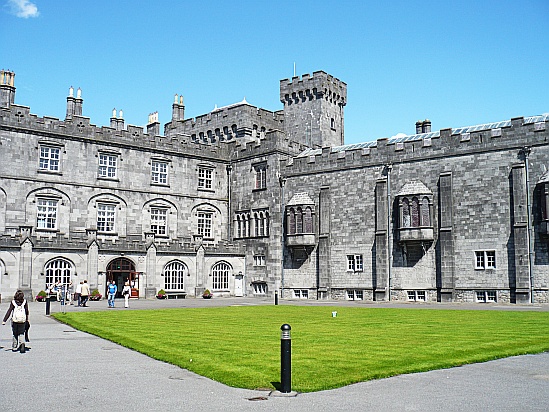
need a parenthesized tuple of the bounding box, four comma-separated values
(156, 289, 167, 299)
(35, 290, 47, 302)
(90, 289, 102, 301)
(202, 289, 213, 299)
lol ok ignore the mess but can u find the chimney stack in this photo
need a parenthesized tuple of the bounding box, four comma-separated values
(147, 111, 160, 135)
(172, 94, 185, 121)
(0, 70, 16, 108)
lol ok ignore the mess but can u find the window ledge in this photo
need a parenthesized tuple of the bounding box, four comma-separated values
(37, 170, 62, 176)
(151, 183, 170, 188)
(252, 187, 267, 192)
(97, 177, 119, 182)
(36, 228, 59, 233)
(197, 188, 215, 193)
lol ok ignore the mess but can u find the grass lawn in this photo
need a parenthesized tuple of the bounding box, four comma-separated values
(52, 306, 549, 392)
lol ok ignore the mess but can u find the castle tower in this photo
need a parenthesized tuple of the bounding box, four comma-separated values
(0, 70, 16, 108)
(280, 71, 347, 148)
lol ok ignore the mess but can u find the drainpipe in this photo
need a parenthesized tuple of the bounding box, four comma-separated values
(386, 163, 393, 302)
(226, 164, 232, 241)
(279, 174, 286, 298)
(522, 147, 534, 303)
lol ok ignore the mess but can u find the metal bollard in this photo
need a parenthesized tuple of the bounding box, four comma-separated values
(45, 296, 51, 315)
(275, 290, 279, 306)
(280, 323, 291, 393)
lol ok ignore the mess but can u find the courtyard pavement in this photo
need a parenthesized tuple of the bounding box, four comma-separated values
(1, 297, 548, 411)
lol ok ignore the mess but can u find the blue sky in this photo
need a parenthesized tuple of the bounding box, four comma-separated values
(1, 0, 548, 144)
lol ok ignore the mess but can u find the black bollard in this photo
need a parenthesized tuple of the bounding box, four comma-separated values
(275, 290, 279, 305)
(280, 323, 291, 393)
(45, 296, 51, 315)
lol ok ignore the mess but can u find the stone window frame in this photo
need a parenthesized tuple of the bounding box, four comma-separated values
(286, 206, 314, 235)
(253, 209, 270, 237)
(211, 261, 230, 291)
(347, 254, 363, 272)
(151, 158, 169, 186)
(97, 151, 119, 180)
(400, 195, 431, 228)
(253, 162, 267, 191)
(235, 212, 251, 239)
(197, 210, 213, 239)
(253, 255, 266, 266)
(163, 260, 187, 291)
(97, 202, 117, 234)
(38, 142, 63, 174)
(197, 165, 214, 191)
(293, 289, 309, 299)
(346, 290, 364, 301)
(44, 257, 74, 288)
(36, 197, 59, 231)
(150, 207, 168, 237)
(475, 250, 496, 270)
(476, 290, 497, 303)
(252, 282, 267, 295)
(407, 290, 426, 302)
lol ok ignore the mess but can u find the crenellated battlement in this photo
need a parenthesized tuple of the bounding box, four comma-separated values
(280, 70, 347, 107)
(285, 114, 549, 174)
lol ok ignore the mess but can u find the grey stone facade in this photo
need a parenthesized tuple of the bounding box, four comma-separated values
(0, 68, 548, 304)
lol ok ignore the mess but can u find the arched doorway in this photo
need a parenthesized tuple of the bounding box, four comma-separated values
(106, 258, 137, 298)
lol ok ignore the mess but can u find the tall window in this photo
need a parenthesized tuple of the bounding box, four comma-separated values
(37, 199, 58, 230)
(98, 153, 117, 178)
(151, 160, 168, 184)
(212, 262, 230, 290)
(164, 261, 187, 290)
(45, 258, 72, 287)
(151, 208, 167, 236)
(39, 146, 60, 172)
(347, 254, 363, 272)
(198, 167, 213, 189)
(303, 207, 313, 233)
(475, 251, 496, 269)
(401, 196, 431, 228)
(254, 164, 267, 190)
(97, 203, 116, 232)
(254, 210, 269, 237)
(198, 212, 213, 238)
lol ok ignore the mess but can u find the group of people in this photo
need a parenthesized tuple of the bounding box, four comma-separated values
(108, 280, 132, 308)
(49, 279, 91, 307)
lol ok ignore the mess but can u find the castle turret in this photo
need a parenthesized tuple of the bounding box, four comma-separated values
(0, 70, 16, 108)
(280, 71, 347, 148)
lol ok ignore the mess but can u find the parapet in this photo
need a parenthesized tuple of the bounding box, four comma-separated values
(280, 71, 347, 106)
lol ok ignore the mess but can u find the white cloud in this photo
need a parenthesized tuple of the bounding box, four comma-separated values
(8, 0, 39, 18)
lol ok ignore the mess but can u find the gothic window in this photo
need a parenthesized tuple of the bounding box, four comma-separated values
(304, 207, 313, 233)
(402, 198, 411, 228)
(97, 203, 116, 233)
(420, 197, 430, 226)
(411, 197, 420, 227)
(39, 145, 60, 172)
(151, 208, 167, 236)
(151, 160, 168, 185)
(98, 153, 118, 178)
(44, 258, 73, 287)
(296, 207, 303, 234)
(254, 163, 267, 190)
(236, 215, 242, 238)
(287, 208, 296, 235)
(212, 262, 230, 290)
(37, 198, 58, 230)
(163, 261, 187, 290)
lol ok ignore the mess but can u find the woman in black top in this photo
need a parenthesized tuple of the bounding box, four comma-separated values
(2, 290, 29, 353)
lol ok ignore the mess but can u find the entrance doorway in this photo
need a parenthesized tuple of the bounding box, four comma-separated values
(106, 258, 137, 298)
(234, 274, 243, 297)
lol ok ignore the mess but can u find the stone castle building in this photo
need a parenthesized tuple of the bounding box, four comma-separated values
(1, 68, 548, 304)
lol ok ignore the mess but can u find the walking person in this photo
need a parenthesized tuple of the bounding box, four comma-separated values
(75, 281, 83, 306)
(122, 281, 131, 308)
(107, 280, 117, 308)
(2, 290, 29, 353)
(80, 280, 90, 307)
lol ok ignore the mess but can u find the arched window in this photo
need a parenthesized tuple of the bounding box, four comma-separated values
(212, 262, 230, 290)
(402, 198, 411, 228)
(164, 261, 187, 290)
(303, 207, 313, 233)
(420, 197, 430, 226)
(44, 258, 73, 287)
(411, 197, 420, 227)
(245, 213, 251, 237)
(236, 214, 242, 238)
(288, 208, 296, 235)
(296, 207, 303, 234)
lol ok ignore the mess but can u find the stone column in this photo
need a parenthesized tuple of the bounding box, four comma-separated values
(375, 180, 388, 301)
(511, 163, 530, 303)
(194, 235, 205, 297)
(19, 226, 33, 299)
(86, 229, 99, 290)
(145, 232, 157, 298)
(317, 187, 331, 294)
(438, 172, 455, 302)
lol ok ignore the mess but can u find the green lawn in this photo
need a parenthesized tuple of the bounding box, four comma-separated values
(52, 306, 549, 392)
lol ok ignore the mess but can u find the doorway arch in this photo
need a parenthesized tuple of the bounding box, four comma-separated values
(106, 258, 136, 298)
